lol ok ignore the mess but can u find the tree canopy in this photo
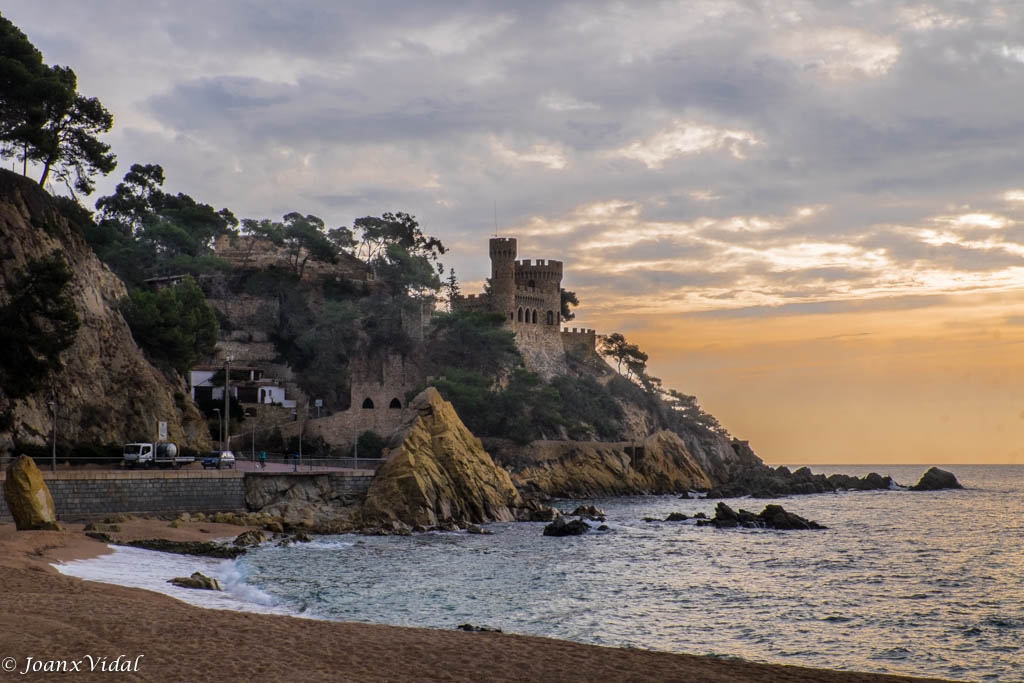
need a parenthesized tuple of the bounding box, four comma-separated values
(0, 250, 80, 398)
(280, 212, 337, 279)
(118, 277, 218, 376)
(560, 288, 579, 322)
(0, 14, 115, 196)
(354, 212, 445, 297)
(91, 163, 237, 285)
(598, 332, 649, 379)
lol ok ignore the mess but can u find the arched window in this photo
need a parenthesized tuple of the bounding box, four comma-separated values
(361, 398, 375, 409)
(532, 310, 538, 324)
(546, 310, 554, 325)
(517, 307, 523, 322)
(389, 398, 402, 409)
(528, 279, 536, 289)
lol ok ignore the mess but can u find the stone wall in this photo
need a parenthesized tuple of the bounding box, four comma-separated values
(0, 469, 376, 522)
(244, 471, 375, 510)
(0, 470, 245, 522)
(286, 408, 407, 450)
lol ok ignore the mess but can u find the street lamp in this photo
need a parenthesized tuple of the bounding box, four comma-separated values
(48, 400, 56, 472)
(212, 408, 222, 451)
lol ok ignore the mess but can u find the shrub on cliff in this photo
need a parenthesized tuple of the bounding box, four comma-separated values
(0, 250, 80, 397)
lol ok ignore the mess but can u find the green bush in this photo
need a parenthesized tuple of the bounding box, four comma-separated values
(119, 276, 218, 375)
(355, 431, 385, 459)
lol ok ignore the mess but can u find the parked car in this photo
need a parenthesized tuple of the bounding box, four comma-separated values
(202, 450, 236, 469)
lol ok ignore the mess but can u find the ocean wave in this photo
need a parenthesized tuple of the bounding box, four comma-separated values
(54, 545, 303, 618)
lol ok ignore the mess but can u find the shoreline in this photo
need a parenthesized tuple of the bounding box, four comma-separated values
(0, 522, 954, 683)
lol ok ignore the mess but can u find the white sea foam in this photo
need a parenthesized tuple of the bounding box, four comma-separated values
(54, 545, 303, 618)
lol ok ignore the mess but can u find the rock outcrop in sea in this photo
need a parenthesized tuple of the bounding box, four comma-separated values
(358, 388, 522, 529)
(3, 455, 61, 530)
(910, 467, 962, 491)
(700, 502, 826, 530)
(542, 517, 591, 536)
(707, 465, 895, 499)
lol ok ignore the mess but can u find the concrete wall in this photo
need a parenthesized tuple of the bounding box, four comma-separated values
(0, 469, 375, 522)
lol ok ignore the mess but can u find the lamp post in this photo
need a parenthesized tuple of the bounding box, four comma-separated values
(213, 408, 222, 451)
(48, 400, 56, 472)
(223, 357, 232, 452)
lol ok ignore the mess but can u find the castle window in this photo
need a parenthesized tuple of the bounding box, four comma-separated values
(532, 310, 538, 324)
(528, 279, 536, 289)
(389, 398, 402, 409)
(510, 312, 514, 320)
(517, 307, 523, 322)
(361, 398, 375, 409)
(546, 310, 554, 325)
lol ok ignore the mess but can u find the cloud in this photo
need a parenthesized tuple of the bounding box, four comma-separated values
(489, 136, 568, 170)
(538, 92, 600, 112)
(773, 26, 901, 80)
(610, 120, 761, 168)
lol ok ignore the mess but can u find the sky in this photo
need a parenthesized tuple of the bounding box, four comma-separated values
(5, 1, 1024, 465)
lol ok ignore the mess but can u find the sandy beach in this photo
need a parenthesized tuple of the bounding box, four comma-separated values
(0, 522, 951, 683)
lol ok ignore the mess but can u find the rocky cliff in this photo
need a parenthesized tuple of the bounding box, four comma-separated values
(487, 430, 717, 499)
(0, 170, 209, 456)
(359, 387, 522, 528)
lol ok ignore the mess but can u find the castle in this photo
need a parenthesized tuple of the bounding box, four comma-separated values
(454, 237, 595, 376)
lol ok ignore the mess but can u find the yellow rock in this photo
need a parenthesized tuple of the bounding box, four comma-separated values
(511, 431, 714, 498)
(360, 388, 521, 528)
(3, 455, 61, 531)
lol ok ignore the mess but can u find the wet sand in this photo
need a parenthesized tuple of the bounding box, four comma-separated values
(0, 522, 951, 682)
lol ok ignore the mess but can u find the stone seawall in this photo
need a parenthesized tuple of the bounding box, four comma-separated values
(244, 471, 376, 511)
(0, 470, 375, 522)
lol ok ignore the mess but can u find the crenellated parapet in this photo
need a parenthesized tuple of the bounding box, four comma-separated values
(514, 259, 563, 285)
(488, 237, 517, 261)
(452, 292, 491, 312)
(561, 327, 597, 354)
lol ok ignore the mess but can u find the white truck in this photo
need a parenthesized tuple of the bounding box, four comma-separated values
(122, 442, 195, 468)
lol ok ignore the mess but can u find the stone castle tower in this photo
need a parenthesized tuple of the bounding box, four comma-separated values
(454, 237, 595, 377)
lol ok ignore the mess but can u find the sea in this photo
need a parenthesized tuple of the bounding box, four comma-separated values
(56, 464, 1023, 682)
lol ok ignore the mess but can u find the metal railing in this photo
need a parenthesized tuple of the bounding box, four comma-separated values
(16, 454, 385, 473)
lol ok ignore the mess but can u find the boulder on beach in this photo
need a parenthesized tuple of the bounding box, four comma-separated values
(358, 388, 522, 529)
(3, 455, 61, 531)
(168, 572, 222, 591)
(910, 467, 962, 491)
